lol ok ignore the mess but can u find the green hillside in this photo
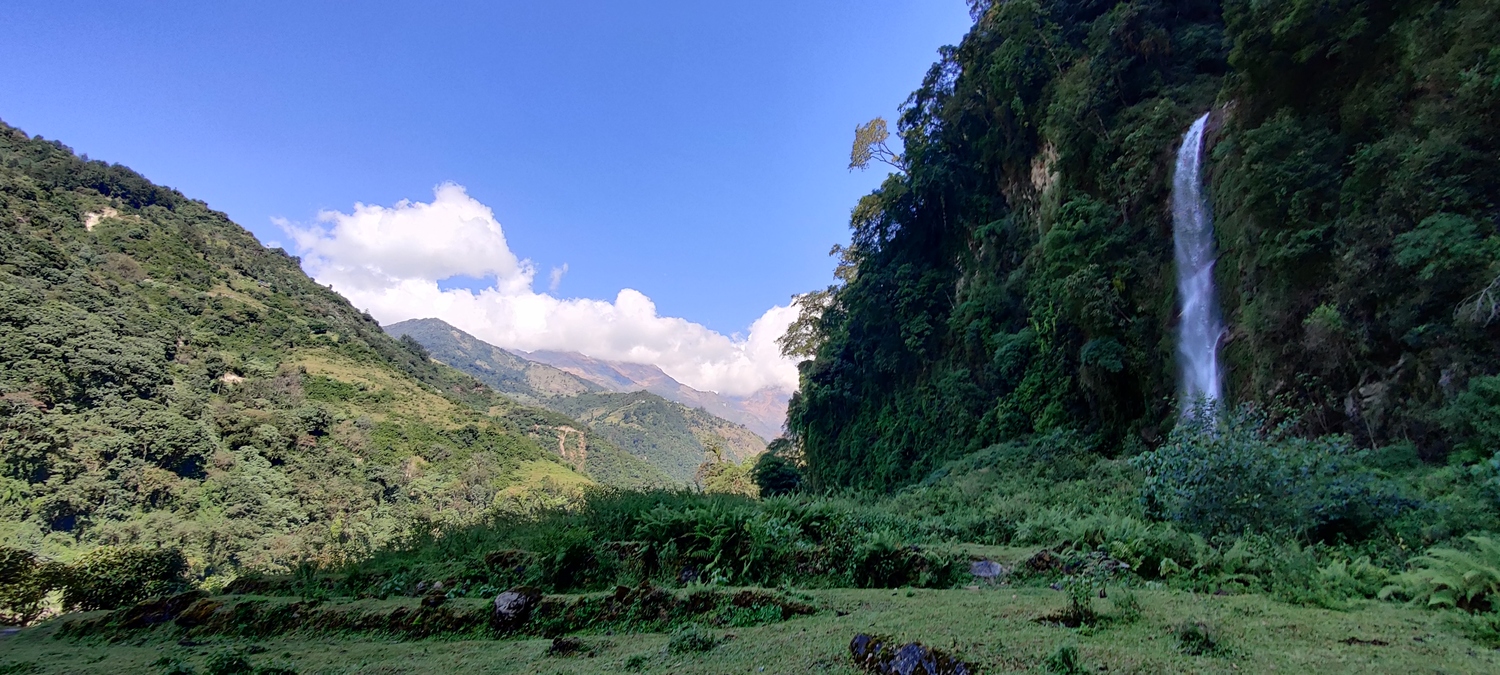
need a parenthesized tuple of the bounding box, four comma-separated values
(388, 318, 765, 484)
(786, 0, 1500, 490)
(549, 391, 766, 484)
(385, 318, 600, 405)
(0, 120, 630, 572)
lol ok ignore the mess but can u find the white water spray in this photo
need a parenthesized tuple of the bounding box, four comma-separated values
(1172, 113, 1224, 408)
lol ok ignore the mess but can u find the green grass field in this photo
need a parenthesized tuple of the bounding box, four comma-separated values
(2, 587, 1495, 674)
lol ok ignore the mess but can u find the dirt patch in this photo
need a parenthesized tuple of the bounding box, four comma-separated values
(83, 207, 118, 231)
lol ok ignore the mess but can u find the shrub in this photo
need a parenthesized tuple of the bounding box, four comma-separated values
(1133, 404, 1411, 538)
(202, 651, 253, 675)
(1440, 376, 1500, 463)
(62, 546, 188, 611)
(530, 526, 606, 589)
(1380, 536, 1500, 612)
(666, 623, 719, 653)
(1174, 619, 1222, 656)
(752, 451, 802, 497)
(0, 548, 61, 625)
(1042, 642, 1088, 674)
(1109, 588, 1142, 623)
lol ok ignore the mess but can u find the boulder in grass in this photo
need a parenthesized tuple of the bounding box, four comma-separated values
(117, 590, 206, 628)
(492, 586, 542, 631)
(849, 633, 974, 675)
(969, 559, 1005, 580)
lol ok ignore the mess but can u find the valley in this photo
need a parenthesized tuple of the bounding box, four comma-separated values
(3, 0, 1500, 673)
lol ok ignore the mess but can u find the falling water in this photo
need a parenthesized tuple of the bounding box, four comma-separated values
(1172, 113, 1224, 409)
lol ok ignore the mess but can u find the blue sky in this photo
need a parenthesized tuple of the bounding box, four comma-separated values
(0, 1, 973, 394)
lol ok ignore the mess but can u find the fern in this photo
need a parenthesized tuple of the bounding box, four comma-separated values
(1380, 537, 1500, 611)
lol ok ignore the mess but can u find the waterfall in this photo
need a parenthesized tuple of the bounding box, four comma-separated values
(1172, 113, 1224, 409)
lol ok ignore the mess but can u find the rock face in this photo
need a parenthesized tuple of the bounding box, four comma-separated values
(492, 586, 542, 631)
(968, 559, 1005, 579)
(849, 633, 974, 675)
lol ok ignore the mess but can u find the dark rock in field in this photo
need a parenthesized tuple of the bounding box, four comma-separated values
(174, 598, 225, 628)
(221, 575, 273, 595)
(492, 586, 542, 631)
(547, 636, 586, 656)
(850, 633, 972, 675)
(1026, 550, 1062, 573)
(969, 559, 1005, 579)
(421, 592, 448, 608)
(117, 590, 206, 628)
(678, 566, 700, 584)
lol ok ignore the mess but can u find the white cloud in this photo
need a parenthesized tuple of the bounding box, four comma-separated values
(548, 263, 568, 293)
(281, 183, 798, 397)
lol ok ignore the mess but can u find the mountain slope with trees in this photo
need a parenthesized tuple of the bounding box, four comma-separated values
(0, 120, 660, 573)
(384, 318, 600, 406)
(388, 318, 765, 484)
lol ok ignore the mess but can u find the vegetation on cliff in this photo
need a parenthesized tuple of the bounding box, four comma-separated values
(784, 0, 1500, 490)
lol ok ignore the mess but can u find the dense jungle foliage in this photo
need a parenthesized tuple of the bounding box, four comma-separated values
(0, 120, 675, 577)
(785, 0, 1500, 490)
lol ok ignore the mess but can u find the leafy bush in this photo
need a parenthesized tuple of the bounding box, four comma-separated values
(201, 651, 254, 675)
(1439, 376, 1500, 463)
(752, 450, 802, 497)
(1174, 619, 1222, 656)
(61, 546, 188, 611)
(666, 623, 719, 653)
(1380, 536, 1500, 612)
(0, 547, 62, 625)
(1042, 642, 1087, 675)
(1134, 405, 1411, 538)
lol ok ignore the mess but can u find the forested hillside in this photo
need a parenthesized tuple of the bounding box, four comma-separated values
(384, 318, 600, 406)
(0, 121, 658, 573)
(388, 318, 765, 484)
(549, 391, 766, 484)
(786, 0, 1500, 489)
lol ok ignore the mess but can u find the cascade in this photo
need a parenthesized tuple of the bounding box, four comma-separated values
(1172, 113, 1225, 409)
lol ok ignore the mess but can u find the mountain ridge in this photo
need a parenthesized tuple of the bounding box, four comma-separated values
(385, 318, 767, 483)
(520, 349, 789, 441)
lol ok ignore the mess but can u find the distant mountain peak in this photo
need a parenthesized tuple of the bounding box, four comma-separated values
(519, 348, 788, 441)
(388, 318, 789, 440)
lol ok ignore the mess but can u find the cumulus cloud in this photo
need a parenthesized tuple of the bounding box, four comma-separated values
(281, 183, 798, 396)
